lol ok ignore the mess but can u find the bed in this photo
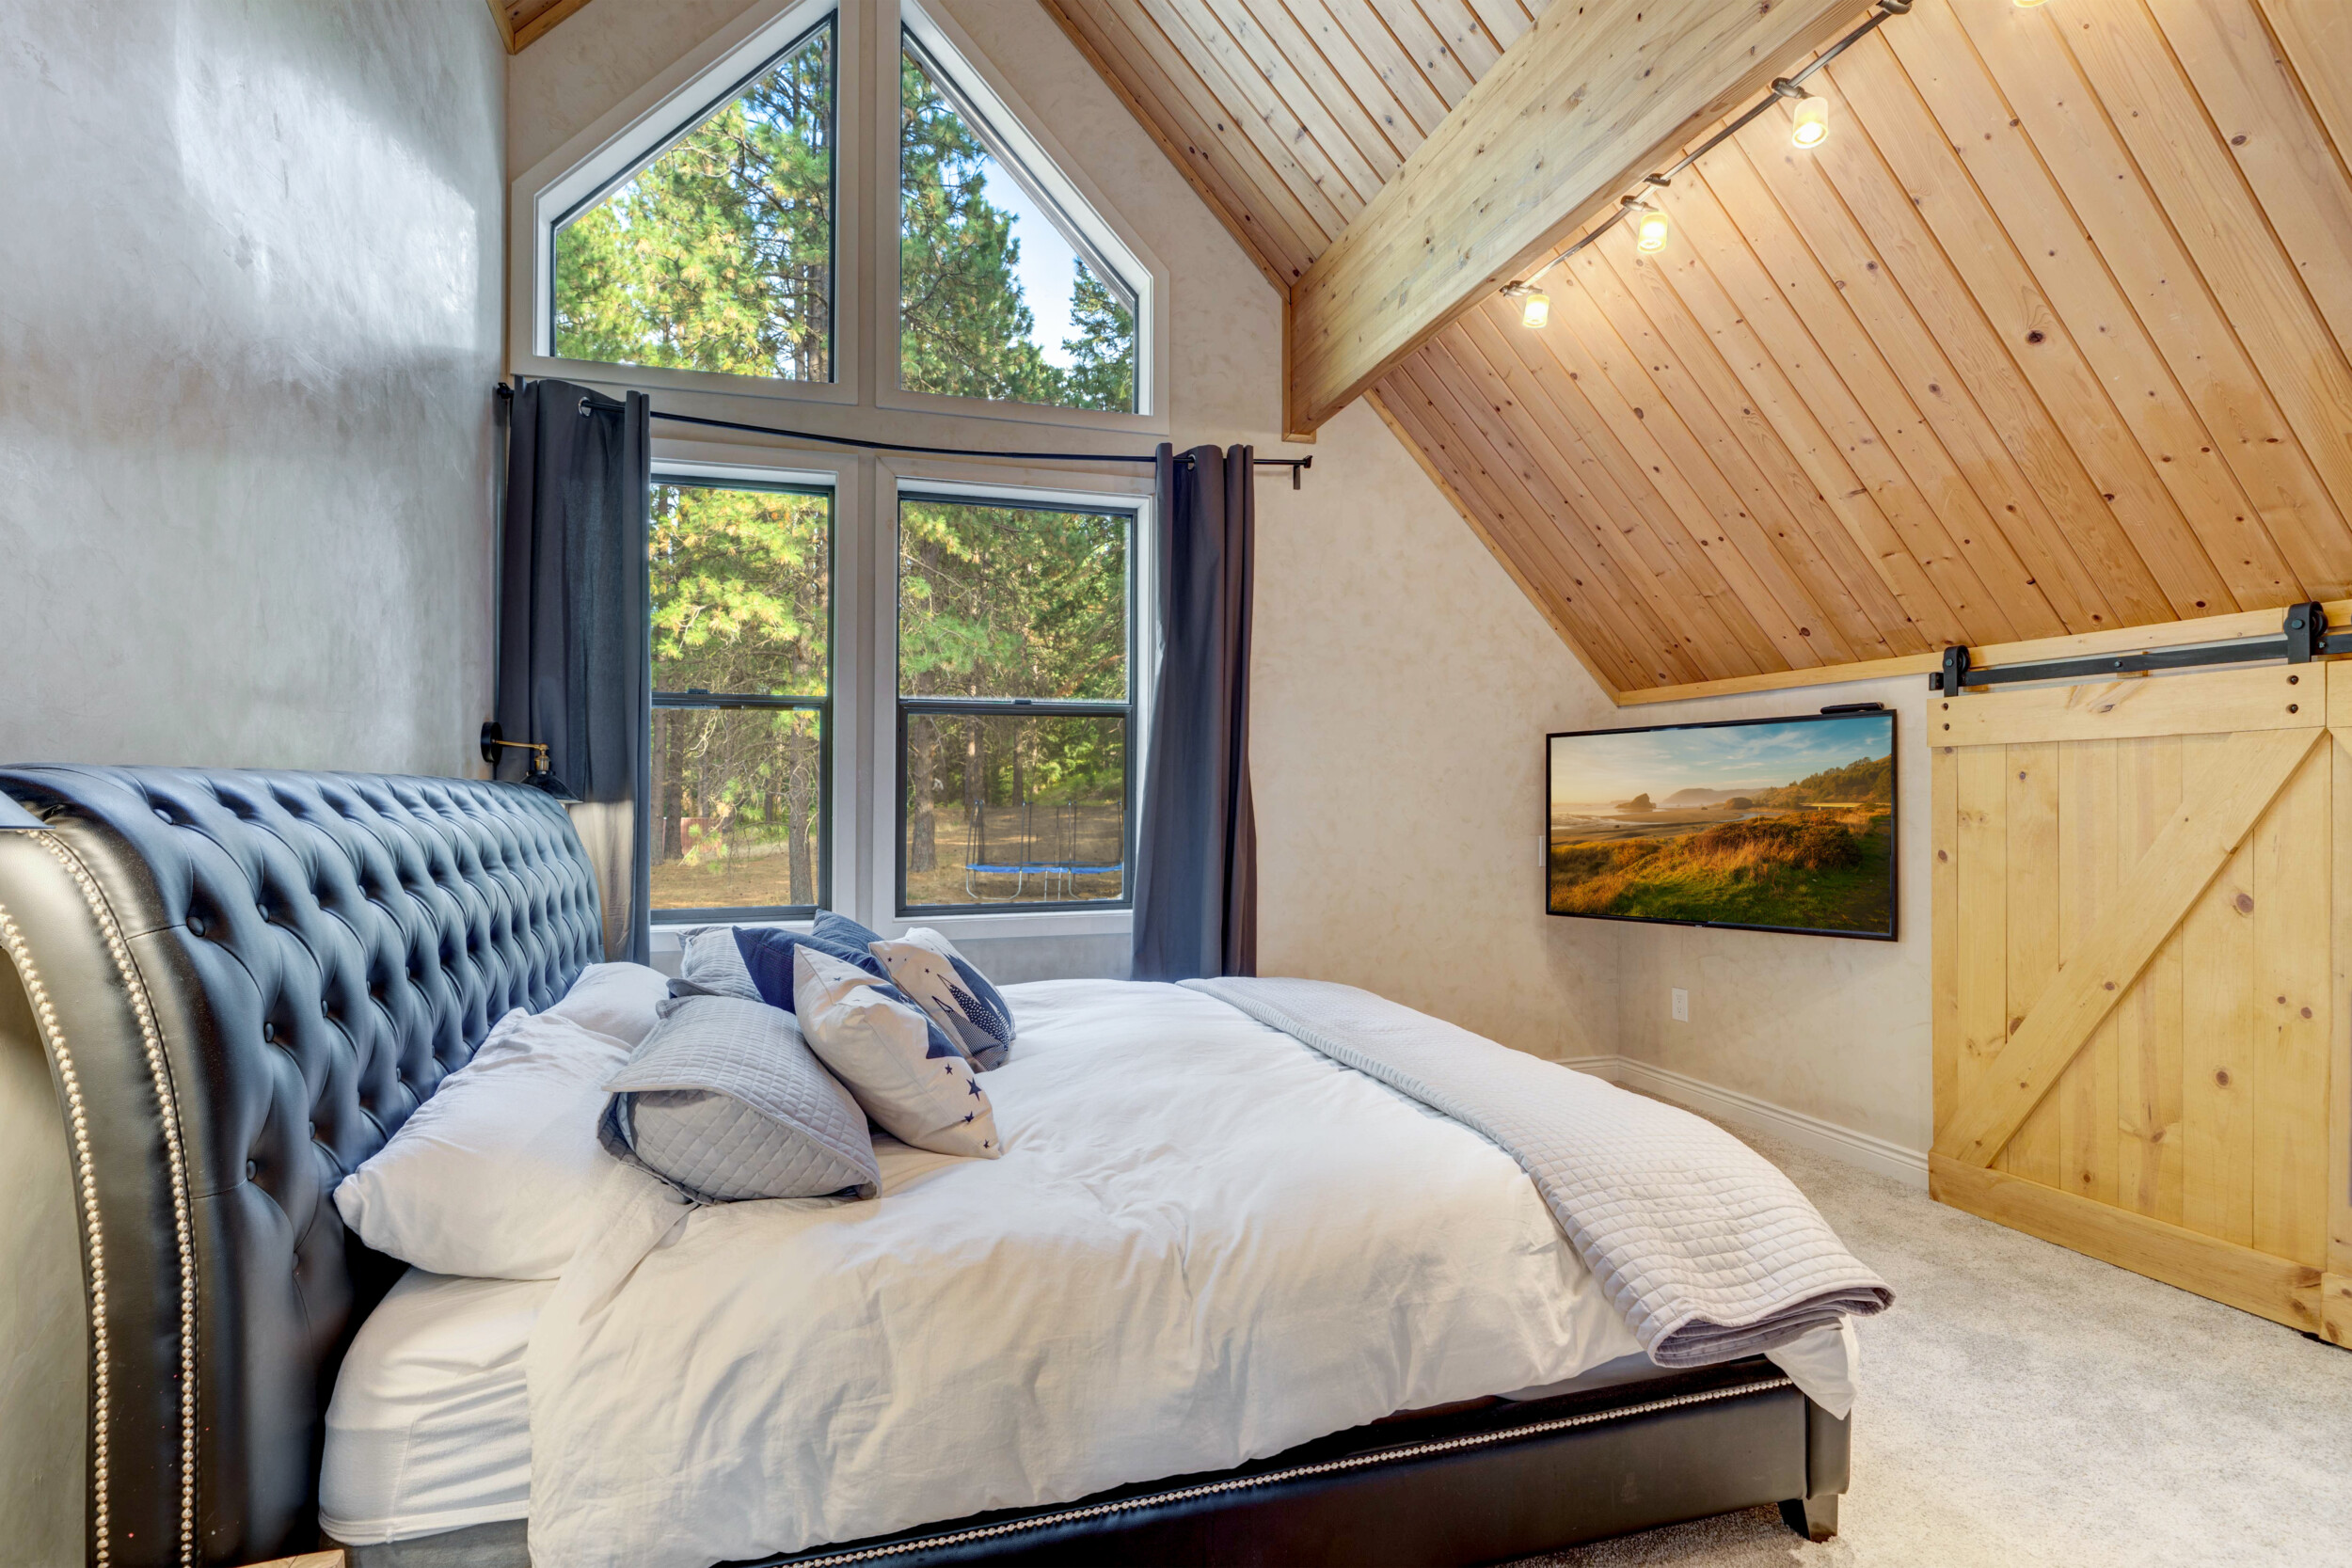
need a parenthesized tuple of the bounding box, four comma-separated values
(0, 767, 1867, 1567)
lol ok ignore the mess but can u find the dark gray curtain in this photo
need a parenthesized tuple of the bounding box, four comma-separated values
(1132, 443, 1258, 981)
(497, 379, 652, 965)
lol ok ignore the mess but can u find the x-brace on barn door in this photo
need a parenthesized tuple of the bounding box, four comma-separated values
(1931, 663, 2352, 1342)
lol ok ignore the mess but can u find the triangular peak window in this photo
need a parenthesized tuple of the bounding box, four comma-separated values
(898, 26, 1140, 415)
(552, 13, 836, 384)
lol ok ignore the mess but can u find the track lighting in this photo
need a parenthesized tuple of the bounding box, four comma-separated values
(1492, 0, 1922, 324)
(1772, 78, 1826, 150)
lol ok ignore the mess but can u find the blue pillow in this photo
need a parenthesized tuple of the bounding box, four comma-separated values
(811, 909, 886, 952)
(733, 921, 884, 1013)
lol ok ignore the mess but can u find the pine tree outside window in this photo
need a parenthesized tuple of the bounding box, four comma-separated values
(552, 16, 836, 384)
(650, 478, 835, 919)
(898, 31, 1138, 415)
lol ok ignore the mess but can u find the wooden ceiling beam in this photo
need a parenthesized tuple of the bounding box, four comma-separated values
(488, 0, 591, 55)
(1282, 0, 1867, 436)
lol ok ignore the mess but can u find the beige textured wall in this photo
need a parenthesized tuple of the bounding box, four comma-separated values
(1610, 673, 1932, 1156)
(0, 0, 508, 774)
(512, 0, 1621, 1055)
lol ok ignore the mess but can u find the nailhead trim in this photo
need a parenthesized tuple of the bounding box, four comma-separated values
(779, 1376, 1797, 1567)
(35, 833, 201, 1568)
(0, 892, 111, 1568)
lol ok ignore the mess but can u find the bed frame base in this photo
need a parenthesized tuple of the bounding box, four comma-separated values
(752, 1359, 1848, 1567)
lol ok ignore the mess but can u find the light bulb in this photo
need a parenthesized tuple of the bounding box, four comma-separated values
(1635, 206, 1670, 253)
(1520, 289, 1550, 329)
(1790, 95, 1828, 149)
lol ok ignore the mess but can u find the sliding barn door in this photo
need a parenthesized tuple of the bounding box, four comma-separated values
(1931, 664, 2352, 1343)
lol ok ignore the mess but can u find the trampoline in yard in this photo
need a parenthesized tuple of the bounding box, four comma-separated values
(962, 797, 1125, 902)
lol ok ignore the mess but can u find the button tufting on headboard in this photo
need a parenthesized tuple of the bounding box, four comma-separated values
(0, 766, 603, 1567)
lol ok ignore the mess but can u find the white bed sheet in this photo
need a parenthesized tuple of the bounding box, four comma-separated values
(319, 1270, 553, 1544)
(324, 979, 1858, 1553)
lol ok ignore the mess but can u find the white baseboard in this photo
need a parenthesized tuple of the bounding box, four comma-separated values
(1556, 1055, 1930, 1190)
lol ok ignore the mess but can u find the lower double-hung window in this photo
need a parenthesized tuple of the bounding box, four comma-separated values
(897, 492, 1134, 913)
(649, 477, 834, 920)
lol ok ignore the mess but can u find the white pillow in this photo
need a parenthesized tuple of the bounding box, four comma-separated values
(333, 1007, 627, 1278)
(866, 927, 1016, 1070)
(791, 947, 1002, 1159)
(545, 961, 673, 1049)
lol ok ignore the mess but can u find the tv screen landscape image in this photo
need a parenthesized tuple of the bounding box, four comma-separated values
(1547, 712, 1897, 940)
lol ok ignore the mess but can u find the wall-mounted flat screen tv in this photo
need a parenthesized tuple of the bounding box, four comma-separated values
(1546, 711, 1897, 940)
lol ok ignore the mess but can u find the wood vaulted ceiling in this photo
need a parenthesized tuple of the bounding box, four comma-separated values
(1041, 0, 2352, 697)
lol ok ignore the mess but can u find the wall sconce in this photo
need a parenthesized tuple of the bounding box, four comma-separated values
(480, 721, 580, 802)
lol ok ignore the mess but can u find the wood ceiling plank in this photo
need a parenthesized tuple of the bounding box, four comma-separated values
(1410, 0, 1505, 81)
(1878, 13, 2299, 613)
(1475, 299, 1842, 666)
(1667, 166, 2026, 648)
(1415, 333, 1760, 680)
(2141, 0, 2352, 485)
(1406, 342, 1739, 684)
(1805, 56, 2218, 625)
(1568, 241, 1922, 658)
(1363, 0, 1478, 106)
(1293, 0, 1452, 142)
(1846, 27, 2265, 617)
(1366, 384, 1631, 692)
(1951, 0, 2352, 600)
(1045, 1, 1322, 282)
(1231, 0, 1410, 172)
(1727, 115, 2147, 639)
(1185, 0, 1392, 206)
(2258, 0, 2352, 172)
(1694, 143, 2069, 642)
(1460, 0, 1536, 55)
(1451, 307, 1810, 671)
(1288, 0, 1861, 434)
(1384, 360, 1691, 684)
(1132, 0, 1359, 234)
(1596, 225, 1964, 654)
(2056, 0, 2352, 590)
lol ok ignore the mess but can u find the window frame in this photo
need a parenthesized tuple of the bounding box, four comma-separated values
(645, 462, 847, 926)
(875, 462, 1154, 936)
(510, 0, 866, 410)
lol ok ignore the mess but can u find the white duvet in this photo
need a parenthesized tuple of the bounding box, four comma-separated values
(523, 980, 1849, 1567)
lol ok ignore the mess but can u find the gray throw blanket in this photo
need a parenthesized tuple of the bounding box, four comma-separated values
(1184, 977, 1891, 1366)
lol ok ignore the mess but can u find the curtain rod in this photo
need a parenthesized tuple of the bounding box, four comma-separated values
(494, 384, 1312, 488)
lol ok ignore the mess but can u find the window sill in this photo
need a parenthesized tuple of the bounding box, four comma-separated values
(884, 909, 1132, 942)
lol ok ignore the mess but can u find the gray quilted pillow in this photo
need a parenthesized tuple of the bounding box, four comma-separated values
(599, 996, 879, 1203)
(668, 926, 761, 1003)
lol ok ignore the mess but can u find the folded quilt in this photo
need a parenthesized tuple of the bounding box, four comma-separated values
(1184, 976, 1891, 1366)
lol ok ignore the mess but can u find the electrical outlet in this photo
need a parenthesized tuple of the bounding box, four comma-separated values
(1671, 988, 1689, 1023)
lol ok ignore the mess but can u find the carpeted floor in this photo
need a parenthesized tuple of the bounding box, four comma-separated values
(1511, 1124, 2352, 1568)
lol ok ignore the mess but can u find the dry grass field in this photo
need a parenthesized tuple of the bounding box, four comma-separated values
(1549, 803, 1893, 934)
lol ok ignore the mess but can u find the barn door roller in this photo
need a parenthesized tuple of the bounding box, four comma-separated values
(1931, 603, 2332, 693)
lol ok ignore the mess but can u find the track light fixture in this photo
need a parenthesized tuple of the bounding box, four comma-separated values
(1502, 282, 1550, 329)
(1775, 78, 1828, 148)
(1634, 204, 1670, 254)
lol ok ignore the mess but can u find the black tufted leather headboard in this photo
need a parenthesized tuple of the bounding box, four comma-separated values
(0, 768, 604, 1567)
